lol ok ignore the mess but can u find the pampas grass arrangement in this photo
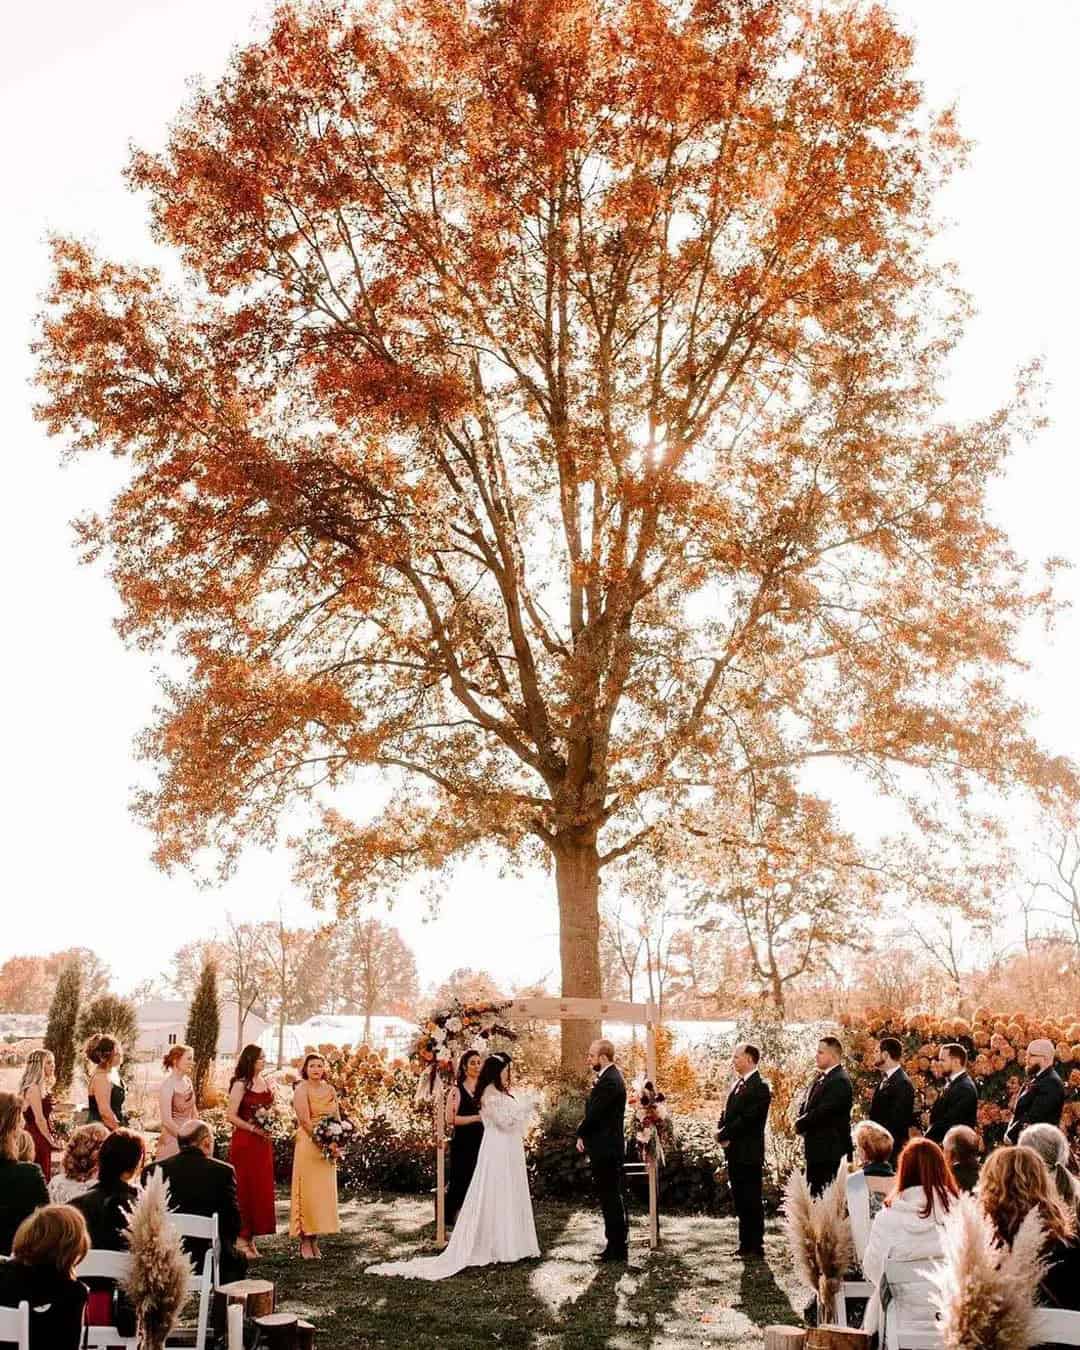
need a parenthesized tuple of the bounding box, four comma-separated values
(931, 1192, 1049, 1350)
(124, 1171, 193, 1350)
(782, 1166, 854, 1323)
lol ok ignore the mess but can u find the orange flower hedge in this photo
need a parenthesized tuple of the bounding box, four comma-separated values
(841, 1007, 1080, 1148)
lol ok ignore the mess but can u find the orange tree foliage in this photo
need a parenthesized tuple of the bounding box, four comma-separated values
(844, 1006, 1080, 1152)
(34, 0, 1077, 1069)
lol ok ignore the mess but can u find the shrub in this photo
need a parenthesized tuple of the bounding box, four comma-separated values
(45, 960, 81, 1093)
(76, 994, 139, 1083)
(185, 962, 220, 1107)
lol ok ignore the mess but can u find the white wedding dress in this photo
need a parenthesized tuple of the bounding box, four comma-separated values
(367, 1085, 540, 1280)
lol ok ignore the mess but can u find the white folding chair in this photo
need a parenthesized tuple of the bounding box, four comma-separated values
(1036, 1307, 1080, 1346)
(77, 1247, 213, 1350)
(167, 1211, 220, 1287)
(0, 1302, 29, 1350)
(880, 1256, 943, 1350)
(76, 1250, 137, 1349)
(835, 1279, 874, 1328)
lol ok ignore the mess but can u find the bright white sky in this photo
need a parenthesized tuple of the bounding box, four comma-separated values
(1, 1, 1078, 998)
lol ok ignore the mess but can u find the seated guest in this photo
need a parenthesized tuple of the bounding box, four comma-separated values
(70, 1128, 145, 1249)
(48, 1124, 109, 1205)
(70, 1129, 144, 1336)
(15, 1130, 37, 1163)
(1020, 1123, 1080, 1215)
(943, 1125, 981, 1194)
(147, 1119, 248, 1283)
(861, 1139, 958, 1342)
(846, 1121, 895, 1264)
(0, 1092, 49, 1255)
(980, 1146, 1080, 1315)
(0, 1204, 90, 1349)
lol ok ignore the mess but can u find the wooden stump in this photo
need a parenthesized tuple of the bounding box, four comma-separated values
(805, 1328, 872, 1350)
(254, 1312, 299, 1349)
(763, 1329, 807, 1350)
(213, 1278, 275, 1335)
(296, 1320, 316, 1350)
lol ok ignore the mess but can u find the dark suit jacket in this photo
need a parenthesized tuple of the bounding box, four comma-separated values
(0, 1260, 88, 1350)
(926, 1072, 978, 1144)
(577, 1066, 627, 1165)
(795, 1065, 853, 1166)
(869, 1067, 917, 1155)
(0, 1159, 49, 1255)
(1005, 1068, 1066, 1145)
(70, 1181, 139, 1251)
(147, 1148, 246, 1282)
(718, 1071, 771, 1169)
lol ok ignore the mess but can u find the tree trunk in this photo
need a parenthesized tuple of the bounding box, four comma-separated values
(236, 1005, 245, 1055)
(364, 1010, 372, 1045)
(555, 837, 603, 1074)
(277, 1012, 285, 1068)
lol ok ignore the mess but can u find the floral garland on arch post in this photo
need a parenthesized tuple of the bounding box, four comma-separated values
(630, 1078, 669, 1166)
(412, 999, 517, 1102)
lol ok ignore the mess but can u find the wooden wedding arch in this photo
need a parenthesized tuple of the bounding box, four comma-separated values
(433, 997, 661, 1250)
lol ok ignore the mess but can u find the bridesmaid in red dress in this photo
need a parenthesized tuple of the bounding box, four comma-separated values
(19, 1050, 59, 1181)
(227, 1044, 277, 1257)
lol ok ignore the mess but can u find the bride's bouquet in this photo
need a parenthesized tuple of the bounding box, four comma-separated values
(312, 1115, 356, 1162)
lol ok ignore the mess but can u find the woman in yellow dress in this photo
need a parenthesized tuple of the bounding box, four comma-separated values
(290, 1054, 341, 1259)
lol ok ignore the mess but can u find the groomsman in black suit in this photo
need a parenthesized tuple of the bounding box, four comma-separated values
(576, 1038, 629, 1263)
(1004, 1038, 1066, 1144)
(869, 1037, 916, 1162)
(926, 1043, 978, 1144)
(795, 1036, 853, 1195)
(717, 1043, 771, 1258)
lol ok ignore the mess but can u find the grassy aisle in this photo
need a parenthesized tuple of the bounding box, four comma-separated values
(253, 1196, 806, 1348)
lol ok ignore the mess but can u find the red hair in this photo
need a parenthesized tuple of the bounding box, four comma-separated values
(887, 1138, 958, 1219)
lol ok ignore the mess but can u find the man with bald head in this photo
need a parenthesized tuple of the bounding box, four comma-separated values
(1004, 1039, 1065, 1145)
(147, 1119, 246, 1282)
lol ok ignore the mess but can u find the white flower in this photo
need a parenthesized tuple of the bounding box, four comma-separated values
(445, 1017, 463, 1033)
(433, 1027, 447, 1045)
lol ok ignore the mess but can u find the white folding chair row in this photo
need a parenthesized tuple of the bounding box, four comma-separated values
(1036, 1307, 1080, 1346)
(0, 1302, 29, 1350)
(76, 1245, 214, 1350)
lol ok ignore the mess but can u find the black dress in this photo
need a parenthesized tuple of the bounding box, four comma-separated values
(87, 1078, 127, 1128)
(0, 1261, 88, 1350)
(445, 1084, 484, 1226)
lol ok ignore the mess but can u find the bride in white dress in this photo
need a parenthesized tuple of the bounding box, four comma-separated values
(367, 1052, 540, 1280)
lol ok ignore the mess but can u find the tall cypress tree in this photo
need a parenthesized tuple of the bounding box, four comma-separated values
(185, 960, 220, 1106)
(45, 959, 81, 1093)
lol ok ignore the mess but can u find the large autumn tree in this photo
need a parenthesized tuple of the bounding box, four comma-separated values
(36, 0, 1076, 1067)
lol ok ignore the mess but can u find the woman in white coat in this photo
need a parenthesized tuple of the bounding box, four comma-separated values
(862, 1139, 958, 1346)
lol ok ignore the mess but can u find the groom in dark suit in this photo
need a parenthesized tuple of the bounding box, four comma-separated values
(576, 1038, 629, 1263)
(717, 1043, 771, 1258)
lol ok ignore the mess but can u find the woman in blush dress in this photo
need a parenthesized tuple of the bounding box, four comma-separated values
(154, 1044, 197, 1163)
(290, 1054, 341, 1260)
(84, 1036, 127, 1131)
(367, 1053, 540, 1281)
(19, 1050, 60, 1182)
(228, 1044, 277, 1258)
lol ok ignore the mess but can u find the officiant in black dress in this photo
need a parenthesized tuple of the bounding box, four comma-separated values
(576, 1038, 629, 1263)
(445, 1051, 484, 1227)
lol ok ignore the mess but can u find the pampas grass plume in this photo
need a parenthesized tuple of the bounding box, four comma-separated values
(931, 1192, 1048, 1350)
(124, 1171, 193, 1350)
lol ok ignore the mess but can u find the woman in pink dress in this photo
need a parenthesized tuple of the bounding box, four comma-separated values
(227, 1044, 277, 1257)
(19, 1050, 59, 1181)
(155, 1045, 197, 1162)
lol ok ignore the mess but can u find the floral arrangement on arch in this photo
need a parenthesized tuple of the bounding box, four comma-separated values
(412, 999, 517, 1100)
(629, 1078, 669, 1166)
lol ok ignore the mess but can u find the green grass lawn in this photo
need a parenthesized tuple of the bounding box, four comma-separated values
(251, 1195, 808, 1348)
